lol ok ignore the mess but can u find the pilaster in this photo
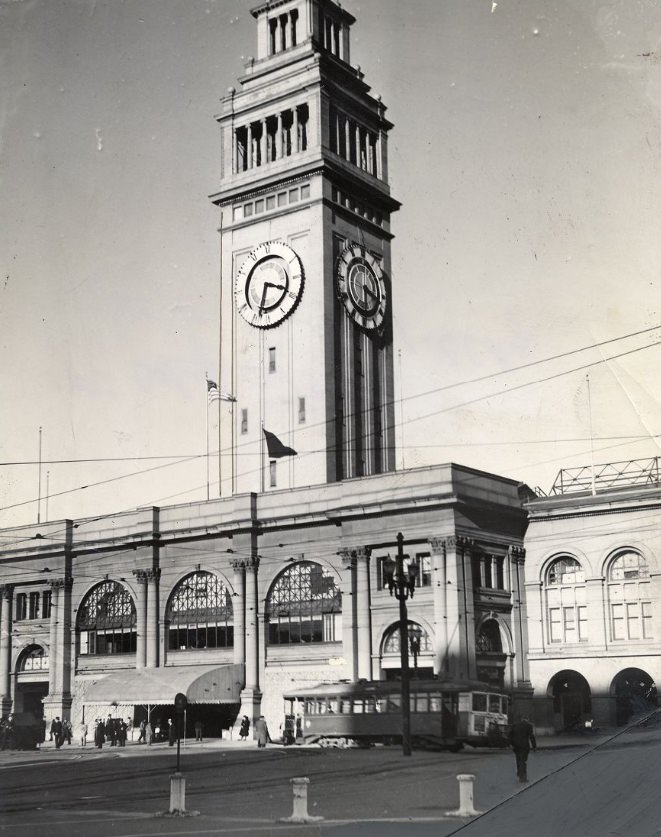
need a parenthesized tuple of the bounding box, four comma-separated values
(133, 570, 149, 669)
(429, 538, 447, 676)
(0, 585, 14, 715)
(509, 546, 531, 688)
(145, 568, 160, 669)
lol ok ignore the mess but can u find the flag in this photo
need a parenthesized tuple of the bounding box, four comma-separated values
(263, 428, 297, 458)
(207, 379, 221, 404)
(207, 379, 236, 404)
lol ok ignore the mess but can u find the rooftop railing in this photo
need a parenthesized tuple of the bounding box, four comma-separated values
(550, 456, 661, 496)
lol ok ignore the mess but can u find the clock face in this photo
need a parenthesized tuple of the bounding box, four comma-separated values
(235, 241, 304, 328)
(336, 243, 387, 330)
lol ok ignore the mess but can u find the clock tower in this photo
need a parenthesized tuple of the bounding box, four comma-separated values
(210, 0, 400, 494)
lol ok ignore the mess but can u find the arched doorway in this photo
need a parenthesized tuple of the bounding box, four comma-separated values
(15, 645, 49, 720)
(612, 668, 657, 726)
(548, 670, 591, 730)
(475, 619, 506, 689)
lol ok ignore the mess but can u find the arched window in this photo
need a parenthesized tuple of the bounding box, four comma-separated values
(266, 561, 341, 644)
(382, 622, 432, 656)
(608, 552, 652, 642)
(18, 644, 49, 672)
(167, 571, 233, 650)
(77, 581, 136, 656)
(544, 556, 587, 644)
(476, 620, 503, 654)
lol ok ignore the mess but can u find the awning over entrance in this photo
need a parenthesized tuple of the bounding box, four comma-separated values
(82, 663, 243, 706)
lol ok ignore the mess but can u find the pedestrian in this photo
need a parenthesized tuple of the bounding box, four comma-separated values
(63, 718, 72, 745)
(239, 715, 250, 741)
(255, 715, 270, 748)
(107, 715, 117, 746)
(0, 714, 15, 750)
(95, 717, 105, 749)
(146, 720, 153, 745)
(118, 719, 127, 747)
(52, 716, 63, 749)
(194, 720, 203, 742)
(137, 719, 146, 744)
(168, 718, 176, 746)
(79, 720, 88, 747)
(508, 714, 536, 782)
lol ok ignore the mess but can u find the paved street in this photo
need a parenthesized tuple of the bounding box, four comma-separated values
(0, 723, 659, 837)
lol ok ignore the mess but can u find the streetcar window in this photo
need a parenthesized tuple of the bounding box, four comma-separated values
(376, 698, 388, 713)
(329, 698, 338, 714)
(429, 694, 442, 712)
(353, 700, 364, 714)
(387, 694, 401, 711)
(414, 695, 428, 713)
(473, 693, 488, 712)
(489, 695, 501, 713)
(365, 697, 377, 713)
(340, 698, 352, 714)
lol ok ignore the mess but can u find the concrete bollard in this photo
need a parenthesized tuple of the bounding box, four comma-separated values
(169, 772, 186, 814)
(445, 773, 482, 818)
(278, 777, 324, 824)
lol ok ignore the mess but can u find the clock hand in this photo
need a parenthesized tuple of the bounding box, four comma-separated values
(362, 284, 378, 302)
(259, 281, 287, 311)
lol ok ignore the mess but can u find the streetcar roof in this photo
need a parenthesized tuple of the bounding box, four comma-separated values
(283, 679, 508, 700)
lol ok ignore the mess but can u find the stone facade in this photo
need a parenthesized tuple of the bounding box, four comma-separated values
(525, 479, 661, 733)
(0, 464, 529, 736)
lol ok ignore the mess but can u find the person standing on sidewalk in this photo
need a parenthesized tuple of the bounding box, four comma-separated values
(508, 715, 536, 783)
(79, 720, 88, 747)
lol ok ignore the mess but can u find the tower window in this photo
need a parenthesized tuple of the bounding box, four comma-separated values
(269, 347, 276, 372)
(269, 460, 277, 487)
(290, 10, 298, 46)
(29, 591, 40, 620)
(269, 18, 278, 55)
(42, 590, 52, 619)
(241, 409, 248, 435)
(301, 184, 310, 199)
(298, 397, 306, 423)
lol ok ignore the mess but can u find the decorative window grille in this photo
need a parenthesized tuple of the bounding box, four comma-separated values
(77, 581, 137, 656)
(18, 645, 49, 672)
(266, 561, 341, 644)
(167, 571, 233, 651)
(476, 620, 503, 654)
(382, 622, 432, 655)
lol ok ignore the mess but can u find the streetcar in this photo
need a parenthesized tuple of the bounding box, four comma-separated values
(283, 678, 510, 750)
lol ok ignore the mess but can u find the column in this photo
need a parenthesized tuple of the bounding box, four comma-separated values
(0, 585, 14, 714)
(443, 537, 462, 678)
(458, 537, 477, 680)
(259, 118, 266, 167)
(145, 569, 160, 669)
(247, 123, 253, 169)
(244, 557, 259, 691)
(47, 581, 59, 697)
(293, 107, 299, 154)
(276, 112, 283, 159)
(231, 559, 246, 672)
(339, 550, 358, 681)
(354, 548, 372, 680)
(491, 556, 499, 590)
(509, 546, 531, 685)
(134, 571, 148, 669)
(429, 539, 447, 676)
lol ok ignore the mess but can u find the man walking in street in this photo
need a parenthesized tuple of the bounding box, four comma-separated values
(508, 714, 536, 782)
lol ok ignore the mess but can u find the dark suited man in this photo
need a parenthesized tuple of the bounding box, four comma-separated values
(508, 715, 536, 782)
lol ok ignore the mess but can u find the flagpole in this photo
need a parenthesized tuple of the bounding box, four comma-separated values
(37, 426, 42, 524)
(586, 372, 596, 496)
(205, 374, 210, 501)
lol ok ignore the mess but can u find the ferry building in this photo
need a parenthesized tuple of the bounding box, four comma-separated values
(1, 0, 659, 738)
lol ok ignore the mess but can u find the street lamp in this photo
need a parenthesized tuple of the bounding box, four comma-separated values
(382, 532, 419, 756)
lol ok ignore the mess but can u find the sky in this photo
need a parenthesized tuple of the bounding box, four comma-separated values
(2, 0, 661, 529)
